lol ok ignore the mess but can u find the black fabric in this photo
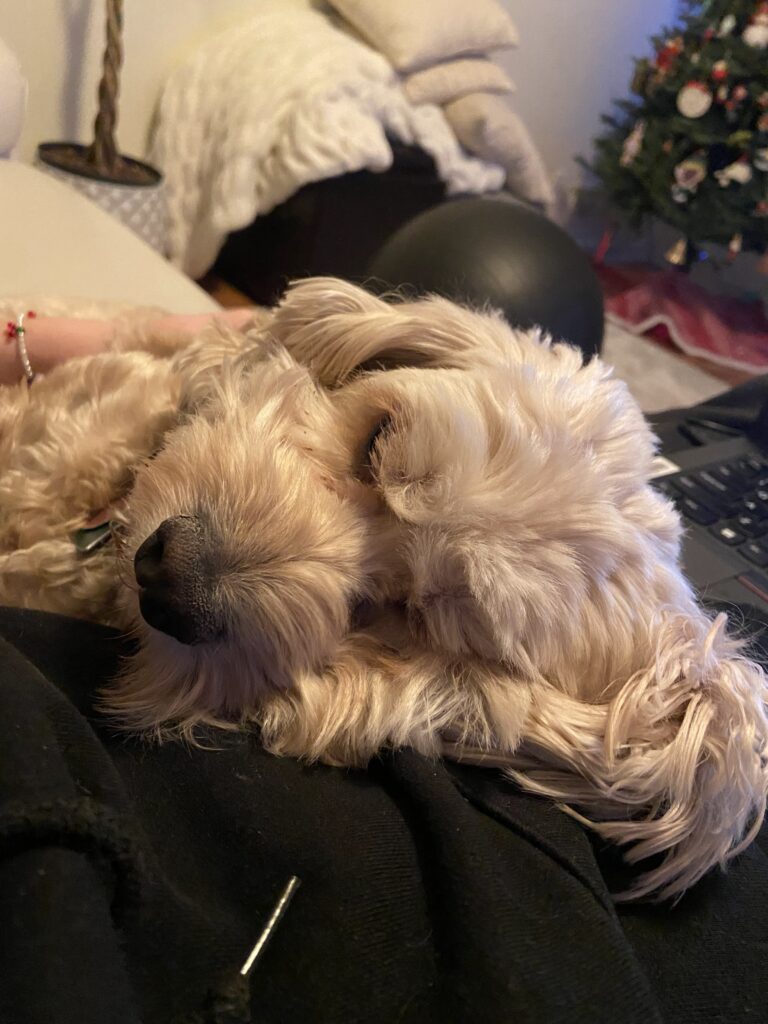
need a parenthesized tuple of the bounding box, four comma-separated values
(0, 606, 767, 1023)
(213, 143, 447, 306)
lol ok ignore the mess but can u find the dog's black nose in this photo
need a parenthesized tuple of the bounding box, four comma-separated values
(134, 515, 223, 645)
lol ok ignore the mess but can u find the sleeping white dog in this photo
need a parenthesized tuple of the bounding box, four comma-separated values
(1, 277, 766, 902)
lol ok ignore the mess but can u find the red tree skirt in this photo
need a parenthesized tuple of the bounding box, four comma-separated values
(597, 264, 768, 374)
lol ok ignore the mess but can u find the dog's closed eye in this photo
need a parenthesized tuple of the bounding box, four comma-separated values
(358, 415, 393, 484)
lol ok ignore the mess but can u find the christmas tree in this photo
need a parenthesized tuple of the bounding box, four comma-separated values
(590, 0, 768, 267)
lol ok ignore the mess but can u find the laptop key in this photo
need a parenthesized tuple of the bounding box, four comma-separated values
(728, 514, 764, 537)
(709, 523, 746, 546)
(733, 458, 758, 479)
(679, 496, 717, 525)
(741, 540, 768, 567)
(696, 470, 733, 499)
(713, 463, 749, 488)
(744, 456, 767, 476)
(674, 475, 730, 514)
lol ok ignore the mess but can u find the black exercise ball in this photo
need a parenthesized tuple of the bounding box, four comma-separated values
(366, 197, 604, 357)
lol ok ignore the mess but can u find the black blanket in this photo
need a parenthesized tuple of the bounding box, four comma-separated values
(1, 606, 767, 1024)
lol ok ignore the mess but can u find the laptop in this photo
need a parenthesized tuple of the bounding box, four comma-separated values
(651, 428, 768, 611)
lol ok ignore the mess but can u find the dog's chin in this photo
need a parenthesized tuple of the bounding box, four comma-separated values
(102, 586, 294, 738)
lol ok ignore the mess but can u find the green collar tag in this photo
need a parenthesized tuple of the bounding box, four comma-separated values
(73, 522, 112, 554)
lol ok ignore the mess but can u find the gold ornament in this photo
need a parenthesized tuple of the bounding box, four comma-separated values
(620, 120, 646, 167)
(665, 237, 689, 265)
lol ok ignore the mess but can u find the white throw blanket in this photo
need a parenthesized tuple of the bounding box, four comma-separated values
(152, 0, 505, 278)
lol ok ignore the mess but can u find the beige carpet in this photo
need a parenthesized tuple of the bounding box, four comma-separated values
(602, 320, 726, 414)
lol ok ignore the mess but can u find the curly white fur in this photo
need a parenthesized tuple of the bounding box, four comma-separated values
(1, 279, 766, 902)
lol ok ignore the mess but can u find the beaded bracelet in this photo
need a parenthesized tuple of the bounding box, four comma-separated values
(4, 310, 37, 384)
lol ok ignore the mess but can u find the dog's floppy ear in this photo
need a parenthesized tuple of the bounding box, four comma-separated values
(268, 277, 514, 385)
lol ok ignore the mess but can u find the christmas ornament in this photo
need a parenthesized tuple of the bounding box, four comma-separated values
(718, 13, 737, 36)
(716, 84, 730, 103)
(620, 120, 646, 167)
(758, 112, 768, 133)
(653, 36, 684, 78)
(715, 156, 754, 186)
(677, 81, 713, 118)
(755, 147, 768, 171)
(672, 153, 708, 202)
(743, 2, 768, 48)
(665, 236, 690, 266)
(725, 85, 749, 123)
(711, 60, 729, 82)
(759, 92, 768, 109)
(755, 200, 768, 217)
(727, 233, 743, 261)
(662, 139, 674, 154)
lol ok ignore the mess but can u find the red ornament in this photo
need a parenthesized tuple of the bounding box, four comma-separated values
(703, 26, 715, 41)
(654, 35, 684, 73)
(711, 59, 729, 82)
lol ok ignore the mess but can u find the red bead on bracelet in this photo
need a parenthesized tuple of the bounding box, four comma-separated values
(5, 310, 37, 342)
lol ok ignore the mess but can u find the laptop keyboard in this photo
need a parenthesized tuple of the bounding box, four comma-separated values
(653, 454, 768, 567)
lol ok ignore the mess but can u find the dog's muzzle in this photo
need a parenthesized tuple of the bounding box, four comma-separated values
(134, 515, 225, 645)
